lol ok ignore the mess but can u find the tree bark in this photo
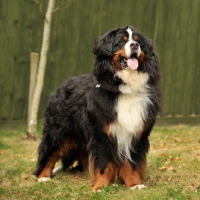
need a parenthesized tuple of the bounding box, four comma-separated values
(27, 52, 39, 130)
(27, 0, 55, 139)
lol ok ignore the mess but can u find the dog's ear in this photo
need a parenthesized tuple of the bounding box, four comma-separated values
(93, 28, 119, 57)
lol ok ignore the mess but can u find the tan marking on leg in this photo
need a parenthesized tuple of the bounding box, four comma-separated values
(38, 153, 60, 179)
(119, 160, 146, 187)
(38, 138, 80, 179)
(89, 158, 117, 191)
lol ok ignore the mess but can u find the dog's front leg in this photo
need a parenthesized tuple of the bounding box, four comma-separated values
(88, 156, 117, 192)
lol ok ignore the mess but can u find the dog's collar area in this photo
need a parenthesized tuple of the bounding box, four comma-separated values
(95, 83, 101, 88)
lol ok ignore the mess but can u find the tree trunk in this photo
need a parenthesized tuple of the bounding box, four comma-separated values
(27, 0, 55, 140)
(27, 52, 39, 130)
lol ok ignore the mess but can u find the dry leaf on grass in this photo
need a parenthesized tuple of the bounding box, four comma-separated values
(158, 166, 177, 172)
(73, 174, 79, 179)
(161, 143, 166, 147)
(158, 166, 166, 172)
(24, 176, 30, 180)
(167, 177, 172, 181)
(0, 150, 4, 154)
(167, 166, 177, 172)
(174, 156, 181, 161)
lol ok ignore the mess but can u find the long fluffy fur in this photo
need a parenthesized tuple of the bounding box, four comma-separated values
(34, 26, 161, 190)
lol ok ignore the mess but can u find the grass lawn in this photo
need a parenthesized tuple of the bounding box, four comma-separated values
(0, 121, 200, 199)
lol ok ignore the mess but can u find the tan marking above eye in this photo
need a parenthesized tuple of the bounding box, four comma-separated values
(123, 36, 128, 41)
(134, 35, 138, 41)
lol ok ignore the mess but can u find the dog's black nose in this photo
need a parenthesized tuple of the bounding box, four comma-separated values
(130, 42, 139, 50)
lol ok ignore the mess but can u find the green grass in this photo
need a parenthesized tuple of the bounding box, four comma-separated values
(0, 123, 200, 200)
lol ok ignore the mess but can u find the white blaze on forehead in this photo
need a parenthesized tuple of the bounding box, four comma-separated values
(125, 27, 134, 57)
(126, 27, 133, 41)
(125, 27, 141, 58)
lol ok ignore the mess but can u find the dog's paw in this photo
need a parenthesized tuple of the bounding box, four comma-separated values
(92, 188, 102, 193)
(37, 177, 51, 182)
(130, 184, 147, 190)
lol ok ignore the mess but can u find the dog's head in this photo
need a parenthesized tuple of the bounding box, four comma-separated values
(93, 26, 157, 73)
(93, 26, 159, 90)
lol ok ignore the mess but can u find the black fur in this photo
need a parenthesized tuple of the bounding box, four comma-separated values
(34, 26, 161, 189)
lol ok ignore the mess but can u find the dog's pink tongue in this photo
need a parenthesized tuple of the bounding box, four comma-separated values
(127, 58, 138, 70)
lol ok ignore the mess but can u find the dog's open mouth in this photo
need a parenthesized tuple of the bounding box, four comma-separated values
(120, 54, 139, 70)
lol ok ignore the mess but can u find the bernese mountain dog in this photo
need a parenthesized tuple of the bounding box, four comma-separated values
(34, 25, 161, 191)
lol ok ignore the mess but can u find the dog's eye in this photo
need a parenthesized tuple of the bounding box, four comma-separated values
(119, 36, 128, 44)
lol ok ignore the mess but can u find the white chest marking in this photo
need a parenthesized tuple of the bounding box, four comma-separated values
(110, 70, 151, 161)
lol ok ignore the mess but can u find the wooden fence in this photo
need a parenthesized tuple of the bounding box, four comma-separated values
(0, 0, 200, 119)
